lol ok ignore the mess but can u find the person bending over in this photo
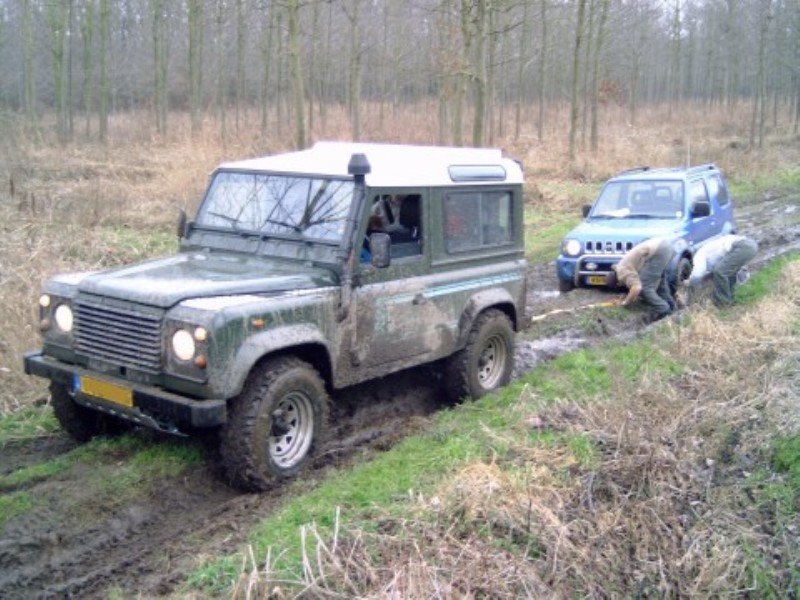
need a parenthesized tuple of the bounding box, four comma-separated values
(686, 234, 758, 306)
(613, 237, 676, 322)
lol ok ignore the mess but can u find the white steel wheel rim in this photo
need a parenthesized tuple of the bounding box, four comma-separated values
(477, 334, 507, 389)
(268, 391, 315, 469)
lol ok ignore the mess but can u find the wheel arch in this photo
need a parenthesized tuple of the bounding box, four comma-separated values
(224, 325, 333, 399)
(455, 289, 519, 349)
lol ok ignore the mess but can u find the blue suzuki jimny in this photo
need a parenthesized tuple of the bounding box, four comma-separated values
(556, 164, 736, 292)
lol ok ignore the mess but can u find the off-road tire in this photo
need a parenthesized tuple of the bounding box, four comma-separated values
(50, 382, 127, 442)
(671, 256, 693, 294)
(220, 356, 330, 492)
(444, 309, 515, 402)
(558, 278, 575, 293)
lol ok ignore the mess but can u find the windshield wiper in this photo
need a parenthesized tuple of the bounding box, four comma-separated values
(627, 214, 667, 219)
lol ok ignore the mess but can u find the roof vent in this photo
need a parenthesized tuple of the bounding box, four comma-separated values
(448, 164, 506, 182)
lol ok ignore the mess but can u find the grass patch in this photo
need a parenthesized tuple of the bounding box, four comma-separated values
(0, 406, 59, 446)
(0, 491, 35, 529)
(0, 433, 203, 503)
(728, 167, 800, 203)
(524, 207, 581, 263)
(770, 434, 800, 514)
(735, 252, 799, 305)
(0, 455, 73, 491)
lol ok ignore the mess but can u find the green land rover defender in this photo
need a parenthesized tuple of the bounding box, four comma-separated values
(24, 142, 527, 490)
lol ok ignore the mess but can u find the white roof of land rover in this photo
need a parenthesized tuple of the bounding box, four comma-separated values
(218, 141, 524, 187)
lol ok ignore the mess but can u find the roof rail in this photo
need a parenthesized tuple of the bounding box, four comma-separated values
(685, 163, 716, 175)
(615, 165, 650, 177)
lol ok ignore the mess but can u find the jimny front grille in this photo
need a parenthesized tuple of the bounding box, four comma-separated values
(585, 240, 634, 254)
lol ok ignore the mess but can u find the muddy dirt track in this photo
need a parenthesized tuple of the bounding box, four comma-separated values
(1, 191, 799, 599)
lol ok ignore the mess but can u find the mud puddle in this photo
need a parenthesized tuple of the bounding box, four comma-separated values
(1, 191, 798, 599)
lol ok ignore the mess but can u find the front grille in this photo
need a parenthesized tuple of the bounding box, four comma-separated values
(585, 240, 634, 254)
(75, 299, 163, 373)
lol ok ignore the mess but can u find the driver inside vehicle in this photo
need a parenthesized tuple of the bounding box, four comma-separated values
(361, 214, 385, 262)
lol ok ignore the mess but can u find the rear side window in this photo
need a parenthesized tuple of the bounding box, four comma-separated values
(443, 190, 512, 253)
(706, 175, 730, 206)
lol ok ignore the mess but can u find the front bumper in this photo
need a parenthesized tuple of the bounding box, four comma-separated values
(24, 351, 226, 432)
(557, 254, 622, 288)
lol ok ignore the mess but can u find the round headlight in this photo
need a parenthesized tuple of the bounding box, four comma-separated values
(39, 294, 51, 308)
(564, 239, 582, 257)
(54, 304, 73, 333)
(172, 329, 196, 361)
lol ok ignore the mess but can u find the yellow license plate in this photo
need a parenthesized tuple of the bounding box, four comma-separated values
(587, 275, 607, 285)
(79, 376, 134, 408)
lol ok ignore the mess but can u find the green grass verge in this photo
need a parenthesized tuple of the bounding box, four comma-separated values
(734, 252, 799, 305)
(727, 168, 800, 204)
(0, 491, 35, 529)
(524, 207, 581, 263)
(188, 337, 680, 593)
(0, 433, 204, 519)
(0, 406, 59, 446)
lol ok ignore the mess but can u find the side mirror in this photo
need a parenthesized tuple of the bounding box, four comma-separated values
(582, 204, 592, 218)
(177, 209, 193, 239)
(690, 201, 711, 218)
(369, 233, 391, 269)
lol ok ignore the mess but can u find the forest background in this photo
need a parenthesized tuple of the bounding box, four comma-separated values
(0, 0, 797, 154)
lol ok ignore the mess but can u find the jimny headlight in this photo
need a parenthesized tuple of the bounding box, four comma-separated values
(54, 304, 74, 333)
(171, 329, 196, 362)
(563, 239, 582, 257)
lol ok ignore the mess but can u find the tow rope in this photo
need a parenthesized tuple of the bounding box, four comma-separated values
(529, 298, 622, 323)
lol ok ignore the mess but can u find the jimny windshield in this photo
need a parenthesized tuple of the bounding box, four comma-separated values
(590, 180, 684, 219)
(196, 171, 355, 242)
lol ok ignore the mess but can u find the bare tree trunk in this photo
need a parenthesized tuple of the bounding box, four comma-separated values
(215, 0, 227, 142)
(260, 2, 275, 137)
(286, 0, 306, 149)
(668, 0, 681, 118)
(471, 0, 487, 147)
(46, 0, 70, 143)
(629, 2, 644, 125)
(98, 0, 109, 142)
(235, 0, 245, 133)
(568, 0, 586, 161)
(725, 0, 739, 108)
(581, 0, 595, 148)
(188, 0, 204, 135)
(750, 0, 772, 149)
(514, 0, 529, 141)
(345, 0, 363, 141)
(308, 0, 320, 138)
(320, 0, 333, 132)
(537, 0, 547, 142)
(81, 0, 95, 139)
(22, 0, 38, 127)
(152, 0, 168, 134)
(590, 0, 609, 153)
(67, 0, 74, 140)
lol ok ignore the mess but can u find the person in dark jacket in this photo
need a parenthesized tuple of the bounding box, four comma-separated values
(613, 237, 676, 322)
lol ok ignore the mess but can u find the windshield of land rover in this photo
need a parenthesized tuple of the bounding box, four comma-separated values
(590, 180, 684, 219)
(196, 171, 355, 242)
